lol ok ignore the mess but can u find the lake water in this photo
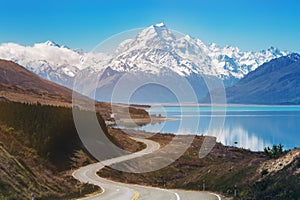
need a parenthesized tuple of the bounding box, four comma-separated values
(133, 106, 300, 151)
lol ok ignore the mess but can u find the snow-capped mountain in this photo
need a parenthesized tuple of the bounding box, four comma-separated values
(0, 40, 112, 87)
(109, 23, 288, 81)
(0, 41, 81, 87)
(0, 23, 289, 101)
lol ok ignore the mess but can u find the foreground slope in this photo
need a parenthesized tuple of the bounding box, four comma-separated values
(0, 102, 102, 199)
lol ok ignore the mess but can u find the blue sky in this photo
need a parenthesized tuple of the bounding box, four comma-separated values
(0, 0, 299, 52)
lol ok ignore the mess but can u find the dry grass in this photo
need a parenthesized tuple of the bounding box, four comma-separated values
(98, 132, 300, 198)
(98, 133, 267, 197)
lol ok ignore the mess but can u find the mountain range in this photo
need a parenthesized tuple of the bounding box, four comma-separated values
(0, 23, 296, 103)
(226, 53, 300, 104)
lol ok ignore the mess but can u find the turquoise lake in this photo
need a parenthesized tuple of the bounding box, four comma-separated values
(133, 106, 300, 151)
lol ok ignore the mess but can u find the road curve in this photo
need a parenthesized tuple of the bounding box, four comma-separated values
(72, 137, 222, 200)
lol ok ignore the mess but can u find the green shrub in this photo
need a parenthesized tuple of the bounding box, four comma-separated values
(264, 144, 285, 158)
(297, 158, 300, 168)
(5, 127, 14, 134)
(261, 169, 269, 177)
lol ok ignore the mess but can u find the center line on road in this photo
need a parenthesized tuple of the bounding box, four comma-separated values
(132, 191, 140, 200)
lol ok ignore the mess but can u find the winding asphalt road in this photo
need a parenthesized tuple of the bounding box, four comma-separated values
(72, 137, 222, 200)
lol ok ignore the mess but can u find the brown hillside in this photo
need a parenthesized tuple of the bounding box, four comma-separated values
(0, 59, 71, 95)
(0, 59, 150, 122)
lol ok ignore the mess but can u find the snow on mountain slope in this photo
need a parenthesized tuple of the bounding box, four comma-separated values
(109, 23, 288, 80)
(110, 23, 214, 76)
(0, 23, 289, 88)
(0, 41, 111, 86)
(0, 41, 81, 70)
(0, 41, 80, 86)
(208, 44, 288, 79)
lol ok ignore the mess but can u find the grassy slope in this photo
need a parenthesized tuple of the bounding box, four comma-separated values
(107, 127, 146, 153)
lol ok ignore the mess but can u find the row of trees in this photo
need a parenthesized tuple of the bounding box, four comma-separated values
(264, 144, 284, 158)
(0, 101, 107, 169)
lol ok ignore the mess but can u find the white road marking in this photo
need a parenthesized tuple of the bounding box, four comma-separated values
(209, 192, 222, 200)
(174, 192, 180, 200)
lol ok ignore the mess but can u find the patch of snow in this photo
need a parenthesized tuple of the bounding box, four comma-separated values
(155, 22, 165, 27)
